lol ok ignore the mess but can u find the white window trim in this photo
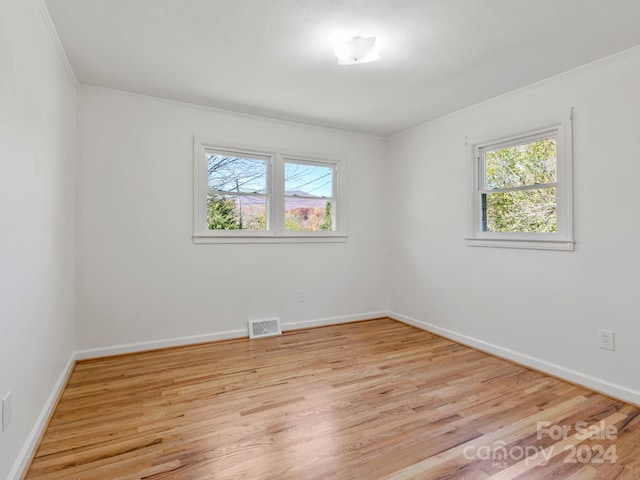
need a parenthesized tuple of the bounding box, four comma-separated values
(465, 112, 574, 251)
(280, 155, 344, 237)
(193, 137, 347, 243)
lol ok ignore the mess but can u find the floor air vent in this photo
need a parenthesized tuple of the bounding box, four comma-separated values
(248, 318, 282, 339)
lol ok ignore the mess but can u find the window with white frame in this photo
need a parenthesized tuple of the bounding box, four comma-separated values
(283, 158, 336, 232)
(193, 139, 345, 243)
(206, 150, 271, 231)
(467, 114, 574, 250)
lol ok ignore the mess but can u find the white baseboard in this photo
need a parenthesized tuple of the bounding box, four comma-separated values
(282, 311, 387, 331)
(389, 311, 640, 406)
(74, 328, 247, 360)
(73, 311, 388, 361)
(7, 352, 76, 480)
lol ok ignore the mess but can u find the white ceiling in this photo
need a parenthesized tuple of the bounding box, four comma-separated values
(44, 0, 640, 137)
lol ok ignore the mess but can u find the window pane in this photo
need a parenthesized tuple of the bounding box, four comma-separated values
(483, 187, 556, 233)
(285, 197, 334, 231)
(207, 194, 267, 231)
(208, 155, 267, 194)
(284, 162, 333, 198)
(485, 138, 556, 189)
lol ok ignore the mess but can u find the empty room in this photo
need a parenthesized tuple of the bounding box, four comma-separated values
(2, 0, 640, 479)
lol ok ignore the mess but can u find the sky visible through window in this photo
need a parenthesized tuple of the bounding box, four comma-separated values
(285, 162, 333, 197)
(207, 155, 267, 193)
(207, 155, 333, 198)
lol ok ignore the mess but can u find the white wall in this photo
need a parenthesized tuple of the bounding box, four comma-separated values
(75, 88, 388, 351)
(0, 1, 76, 478)
(388, 48, 640, 403)
(4, 5, 640, 474)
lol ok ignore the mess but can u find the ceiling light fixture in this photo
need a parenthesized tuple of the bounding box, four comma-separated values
(333, 36, 380, 65)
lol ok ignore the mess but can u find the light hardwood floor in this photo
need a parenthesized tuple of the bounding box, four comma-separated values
(24, 318, 640, 479)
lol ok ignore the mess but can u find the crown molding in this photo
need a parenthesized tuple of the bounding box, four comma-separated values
(35, 0, 78, 87)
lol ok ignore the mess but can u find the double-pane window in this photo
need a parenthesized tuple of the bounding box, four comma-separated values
(194, 140, 344, 243)
(467, 115, 573, 251)
(480, 134, 557, 234)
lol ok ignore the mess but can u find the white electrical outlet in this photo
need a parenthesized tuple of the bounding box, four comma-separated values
(599, 329, 615, 351)
(2, 392, 12, 432)
(297, 289, 307, 302)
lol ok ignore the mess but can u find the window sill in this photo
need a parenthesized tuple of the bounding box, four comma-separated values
(465, 237, 574, 251)
(194, 234, 348, 244)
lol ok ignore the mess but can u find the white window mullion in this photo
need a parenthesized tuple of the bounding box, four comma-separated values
(479, 182, 557, 194)
(272, 153, 285, 235)
(208, 190, 269, 198)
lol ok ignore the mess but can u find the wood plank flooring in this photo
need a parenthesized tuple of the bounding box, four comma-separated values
(24, 318, 640, 479)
